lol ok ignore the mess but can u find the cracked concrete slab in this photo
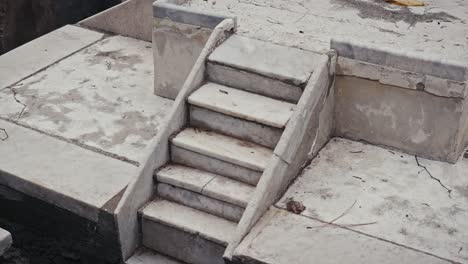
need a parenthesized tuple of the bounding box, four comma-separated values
(0, 35, 173, 164)
(234, 207, 448, 264)
(184, 0, 468, 67)
(277, 138, 468, 263)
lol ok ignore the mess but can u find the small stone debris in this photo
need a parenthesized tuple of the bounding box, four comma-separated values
(219, 89, 228, 94)
(286, 198, 306, 214)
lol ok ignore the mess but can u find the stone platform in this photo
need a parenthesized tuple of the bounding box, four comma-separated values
(0, 25, 172, 262)
(236, 138, 468, 263)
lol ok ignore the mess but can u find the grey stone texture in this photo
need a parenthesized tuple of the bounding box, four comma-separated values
(152, 18, 212, 99)
(334, 76, 467, 163)
(0, 228, 12, 256)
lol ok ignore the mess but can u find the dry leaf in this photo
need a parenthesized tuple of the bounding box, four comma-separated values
(385, 0, 424, 6)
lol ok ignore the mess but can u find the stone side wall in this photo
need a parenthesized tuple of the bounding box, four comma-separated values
(0, 0, 119, 55)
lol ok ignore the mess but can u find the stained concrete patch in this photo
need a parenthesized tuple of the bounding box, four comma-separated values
(0, 35, 172, 163)
(184, 0, 468, 65)
(332, 0, 459, 26)
(277, 138, 468, 263)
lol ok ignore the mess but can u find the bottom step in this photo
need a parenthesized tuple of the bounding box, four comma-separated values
(127, 248, 183, 264)
(141, 200, 236, 264)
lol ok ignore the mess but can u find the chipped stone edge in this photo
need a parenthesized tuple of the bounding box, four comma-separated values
(224, 54, 334, 261)
(112, 18, 236, 261)
(153, 0, 237, 29)
(336, 57, 467, 99)
(0, 228, 12, 256)
(331, 38, 467, 83)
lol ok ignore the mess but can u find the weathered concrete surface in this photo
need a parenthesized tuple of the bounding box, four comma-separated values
(0, 25, 103, 89)
(225, 55, 334, 260)
(153, 18, 212, 99)
(80, 0, 155, 42)
(234, 207, 449, 264)
(0, 35, 172, 164)
(0, 119, 135, 222)
(208, 34, 319, 86)
(334, 76, 466, 163)
(0, 228, 12, 256)
(184, 0, 468, 68)
(277, 138, 468, 263)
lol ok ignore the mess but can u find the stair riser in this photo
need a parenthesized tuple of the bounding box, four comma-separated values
(157, 183, 244, 222)
(190, 106, 283, 149)
(142, 218, 226, 264)
(207, 62, 302, 104)
(171, 145, 262, 186)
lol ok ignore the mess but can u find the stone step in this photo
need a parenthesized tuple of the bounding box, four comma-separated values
(171, 145, 262, 186)
(126, 247, 184, 264)
(207, 61, 303, 103)
(171, 128, 272, 172)
(188, 83, 295, 129)
(156, 165, 254, 221)
(156, 165, 254, 208)
(141, 199, 236, 264)
(189, 105, 283, 149)
(207, 34, 320, 103)
(157, 183, 244, 222)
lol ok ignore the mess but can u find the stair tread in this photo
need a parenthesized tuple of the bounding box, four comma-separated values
(142, 199, 236, 245)
(126, 247, 183, 264)
(157, 164, 254, 207)
(171, 128, 272, 172)
(208, 34, 319, 85)
(188, 83, 295, 128)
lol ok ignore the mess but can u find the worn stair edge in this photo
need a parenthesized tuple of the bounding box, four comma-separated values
(142, 218, 225, 264)
(171, 128, 272, 172)
(190, 105, 283, 149)
(188, 83, 295, 129)
(141, 199, 236, 245)
(171, 146, 262, 186)
(126, 247, 184, 264)
(157, 183, 244, 222)
(208, 34, 318, 86)
(207, 62, 303, 103)
(157, 165, 253, 207)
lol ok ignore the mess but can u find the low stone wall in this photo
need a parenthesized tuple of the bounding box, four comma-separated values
(332, 40, 468, 163)
(152, 0, 235, 99)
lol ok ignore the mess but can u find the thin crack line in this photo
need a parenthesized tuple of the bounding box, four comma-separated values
(415, 156, 452, 198)
(5, 86, 27, 120)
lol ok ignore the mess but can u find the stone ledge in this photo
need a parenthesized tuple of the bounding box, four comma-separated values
(331, 38, 467, 82)
(153, 0, 235, 29)
(337, 57, 467, 99)
(0, 228, 12, 256)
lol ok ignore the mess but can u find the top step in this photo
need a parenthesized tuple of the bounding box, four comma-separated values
(208, 35, 320, 86)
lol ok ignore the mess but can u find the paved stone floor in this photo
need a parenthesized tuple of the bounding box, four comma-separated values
(238, 138, 468, 263)
(0, 27, 172, 222)
(185, 0, 468, 66)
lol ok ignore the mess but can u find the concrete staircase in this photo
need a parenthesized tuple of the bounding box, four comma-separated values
(135, 35, 319, 264)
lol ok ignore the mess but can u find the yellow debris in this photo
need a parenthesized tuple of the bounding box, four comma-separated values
(385, 0, 425, 6)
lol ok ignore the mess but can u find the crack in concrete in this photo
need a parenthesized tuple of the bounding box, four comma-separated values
(200, 175, 217, 194)
(415, 156, 452, 198)
(4, 86, 27, 120)
(0, 116, 140, 167)
(274, 206, 455, 263)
